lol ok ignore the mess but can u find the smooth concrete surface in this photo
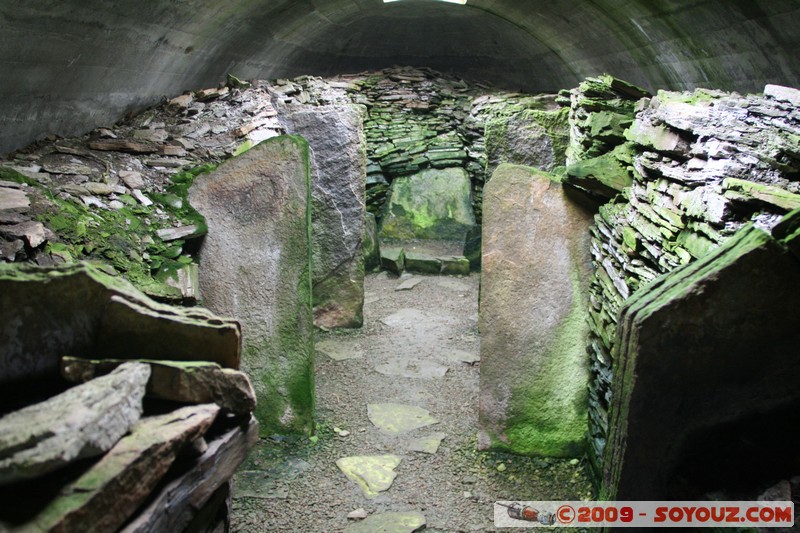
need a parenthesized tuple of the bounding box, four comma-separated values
(1, 0, 799, 153)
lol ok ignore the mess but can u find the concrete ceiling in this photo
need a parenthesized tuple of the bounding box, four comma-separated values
(1, 0, 799, 154)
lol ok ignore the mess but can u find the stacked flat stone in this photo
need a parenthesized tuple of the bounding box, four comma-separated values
(565, 74, 650, 167)
(0, 80, 284, 302)
(350, 68, 479, 220)
(582, 82, 800, 480)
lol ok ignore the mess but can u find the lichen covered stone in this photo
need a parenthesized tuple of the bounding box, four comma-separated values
(380, 168, 475, 241)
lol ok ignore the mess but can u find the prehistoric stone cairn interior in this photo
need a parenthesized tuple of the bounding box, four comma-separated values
(1, 61, 800, 530)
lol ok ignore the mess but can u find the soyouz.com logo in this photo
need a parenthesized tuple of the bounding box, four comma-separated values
(494, 501, 795, 528)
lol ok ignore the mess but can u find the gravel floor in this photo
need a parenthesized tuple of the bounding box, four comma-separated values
(231, 269, 593, 532)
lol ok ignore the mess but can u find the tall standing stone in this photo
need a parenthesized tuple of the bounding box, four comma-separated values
(478, 164, 594, 457)
(281, 105, 367, 329)
(189, 135, 314, 435)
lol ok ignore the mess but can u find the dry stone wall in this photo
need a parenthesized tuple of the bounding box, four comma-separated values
(568, 77, 800, 482)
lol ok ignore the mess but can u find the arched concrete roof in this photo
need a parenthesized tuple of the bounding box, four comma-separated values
(1, 0, 799, 153)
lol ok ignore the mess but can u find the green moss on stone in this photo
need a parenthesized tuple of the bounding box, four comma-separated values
(0, 166, 39, 186)
(723, 177, 800, 211)
(500, 266, 589, 458)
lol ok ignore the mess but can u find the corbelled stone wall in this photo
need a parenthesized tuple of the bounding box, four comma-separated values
(566, 78, 800, 482)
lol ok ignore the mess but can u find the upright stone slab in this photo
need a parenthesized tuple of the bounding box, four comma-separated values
(189, 136, 314, 435)
(478, 164, 593, 457)
(281, 105, 367, 329)
(604, 224, 800, 500)
(380, 167, 475, 241)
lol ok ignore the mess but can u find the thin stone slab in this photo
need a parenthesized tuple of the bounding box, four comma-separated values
(395, 277, 423, 291)
(479, 164, 594, 457)
(316, 339, 365, 361)
(0, 362, 150, 485)
(344, 511, 426, 533)
(336, 455, 402, 498)
(380, 308, 428, 328)
(367, 403, 438, 434)
(0, 262, 241, 388)
(435, 278, 471, 292)
(408, 432, 447, 454)
(19, 404, 219, 533)
(61, 357, 256, 414)
(0, 187, 30, 212)
(282, 105, 366, 329)
(189, 135, 314, 435)
(122, 416, 259, 533)
(440, 349, 480, 365)
(374, 360, 448, 380)
(604, 225, 800, 500)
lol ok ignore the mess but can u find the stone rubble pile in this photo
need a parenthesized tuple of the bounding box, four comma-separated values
(0, 262, 257, 532)
(0, 78, 285, 303)
(572, 77, 800, 479)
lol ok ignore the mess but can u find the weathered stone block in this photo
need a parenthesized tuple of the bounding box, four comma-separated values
(17, 404, 219, 533)
(478, 164, 594, 457)
(565, 144, 634, 199)
(0, 262, 241, 389)
(404, 251, 441, 274)
(604, 225, 800, 500)
(440, 255, 470, 276)
(282, 105, 366, 329)
(189, 136, 314, 435)
(380, 168, 476, 241)
(122, 416, 258, 533)
(380, 247, 405, 275)
(61, 357, 256, 415)
(0, 362, 150, 485)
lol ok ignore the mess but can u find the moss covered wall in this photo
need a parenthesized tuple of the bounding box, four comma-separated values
(566, 77, 800, 486)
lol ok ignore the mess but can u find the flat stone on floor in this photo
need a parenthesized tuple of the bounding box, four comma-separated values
(344, 511, 426, 533)
(435, 278, 471, 292)
(367, 403, 438, 434)
(316, 339, 365, 361)
(374, 359, 448, 380)
(441, 349, 480, 365)
(380, 308, 428, 328)
(408, 432, 446, 454)
(335, 455, 402, 498)
(395, 277, 423, 291)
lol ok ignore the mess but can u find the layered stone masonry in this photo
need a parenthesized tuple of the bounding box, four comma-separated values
(1, 68, 564, 295)
(0, 80, 285, 302)
(569, 78, 800, 481)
